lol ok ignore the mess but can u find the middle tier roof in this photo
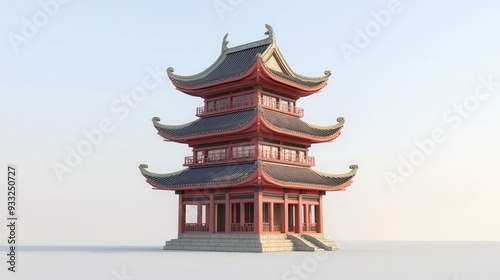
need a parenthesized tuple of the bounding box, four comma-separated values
(152, 108, 344, 143)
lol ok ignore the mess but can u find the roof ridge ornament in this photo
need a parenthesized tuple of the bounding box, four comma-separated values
(265, 24, 275, 43)
(221, 33, 229, 53)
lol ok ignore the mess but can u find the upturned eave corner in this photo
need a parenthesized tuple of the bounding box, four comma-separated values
(165, 24, 275, 86)
(262, 45, 332, 83)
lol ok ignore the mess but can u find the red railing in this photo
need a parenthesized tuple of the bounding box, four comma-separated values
(231, 223, 254, 232)
(262, 223, 282, 232)
(258, 96, 304, 117)
(273, 224, 281, 232)
(259, 150, 315, 165)
(185, 223, 209, 232)
(262, 223, 270, 232)
(196, 98, 255, 116)
(302, 223, 317, 232)
(184, 152, 229, 165)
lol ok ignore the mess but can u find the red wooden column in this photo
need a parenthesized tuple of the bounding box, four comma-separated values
(269, 201, 274, 232)
(283, 190, 290, 233)
(240, 201, 245, 231)
(197, 203, 202, 227)
(176, 191, 184, 233)
(297, 192, 304, 233)
(209, 190, 215, 233)
(225, 190, 231, 233)
(304, 203, 309, 232)
(254, 187, 262, 233)
(318, 191, 325, 233)
(254, 85, 262, 107)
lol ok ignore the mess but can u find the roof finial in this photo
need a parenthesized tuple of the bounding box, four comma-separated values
(221, 33, 229, 53)
(265, 24, 275, 43)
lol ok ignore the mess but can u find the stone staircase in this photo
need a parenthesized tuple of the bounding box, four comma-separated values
(163, 234, 294, 253)
(286, 234, 338, 251)
(302, 234, 338, 251)
(163, 233, 337, 252)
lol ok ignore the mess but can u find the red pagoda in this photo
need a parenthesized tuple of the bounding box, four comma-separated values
(139, 25, 357, 252)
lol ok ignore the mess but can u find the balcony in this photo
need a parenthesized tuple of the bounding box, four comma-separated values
(184, 149, 314, 167)
(196, 98, 256, 117)
(196, 96, 304, 117)
(258, 96, 304, 117)
(260, 151, 315, 166)
(184, 151, 255, 166)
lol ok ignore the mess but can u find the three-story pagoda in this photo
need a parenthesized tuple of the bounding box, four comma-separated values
(139, 25, 358, 252)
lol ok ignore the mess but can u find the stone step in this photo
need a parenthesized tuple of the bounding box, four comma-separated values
(163, 234, 294, 252)
(163, 234, 335, 253)
(301, 234, 338, 251)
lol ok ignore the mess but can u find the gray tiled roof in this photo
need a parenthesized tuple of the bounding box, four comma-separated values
(262, 162, 356, 188)
(140, 163, 257, 188)
(154, 108, 257, 138)
(267, 69, 325, 88)
(261, 109, 343, 138)
(171, 44, 269, 87)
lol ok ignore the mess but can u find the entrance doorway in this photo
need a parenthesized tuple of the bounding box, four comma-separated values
(288, 204, 296, 232)
(216, 204, 225, 232)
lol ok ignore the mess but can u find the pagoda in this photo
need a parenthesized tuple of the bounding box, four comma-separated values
(139, 25, 358, 252)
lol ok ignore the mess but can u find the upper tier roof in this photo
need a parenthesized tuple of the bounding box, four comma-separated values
(169, 44, 269, 88)
(139, 162, 357, 190)
(167, 24, 331, 96)
(152, 108, 344, 142)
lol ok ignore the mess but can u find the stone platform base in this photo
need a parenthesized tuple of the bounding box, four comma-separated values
(163, 233, 338, 253)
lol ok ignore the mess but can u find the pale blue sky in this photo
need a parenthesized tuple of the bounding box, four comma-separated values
(1, 0, 500, 244)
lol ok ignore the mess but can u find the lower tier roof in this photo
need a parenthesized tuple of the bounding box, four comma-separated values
(139, 162, 357, 190)
(139, 163, 256, 188)
(261, 162, 357, 188)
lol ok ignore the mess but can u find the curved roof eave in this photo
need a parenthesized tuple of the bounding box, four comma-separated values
(139, 164, 186, 178)
(166, 25, 275, 86)
(260, 163, 358, 190)
(262, 46, 331, 86)
(151, 108, 258, 141)
(138, 162, 259, 190)
(259, 109, 345, 141)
